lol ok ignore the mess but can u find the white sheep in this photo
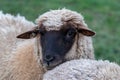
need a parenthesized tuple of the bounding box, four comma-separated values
(43, 59, 120, 80)
(0, 11, 35, 58)
(0, 8, 95, 80)
(0, 11, 43, 80)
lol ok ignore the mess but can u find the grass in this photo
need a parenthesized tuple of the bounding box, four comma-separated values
(0, 0, 120, 64)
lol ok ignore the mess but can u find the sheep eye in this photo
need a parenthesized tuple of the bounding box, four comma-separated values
(39, 30, 46, 36)
(66, 28, 76, 39)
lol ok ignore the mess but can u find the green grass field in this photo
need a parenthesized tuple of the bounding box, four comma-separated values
(0, 0, 120, 64)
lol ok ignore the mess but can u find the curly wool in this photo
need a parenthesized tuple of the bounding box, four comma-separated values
(0, 11, 35, 58)
(43, 59, 120, 80)
(0, 11, 43, 80)
(36, 8, 87, 31)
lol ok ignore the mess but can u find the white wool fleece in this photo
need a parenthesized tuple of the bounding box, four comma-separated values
(43, 59, 120, 80)
(36, 8, 88, 31)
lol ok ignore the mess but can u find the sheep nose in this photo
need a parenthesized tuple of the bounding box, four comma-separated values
(44, 55, 55, 62)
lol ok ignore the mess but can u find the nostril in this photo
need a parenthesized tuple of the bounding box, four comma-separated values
(45, 55, 54, 62)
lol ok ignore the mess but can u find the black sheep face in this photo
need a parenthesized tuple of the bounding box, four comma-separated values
(17, 24, 95, 70)
(40, 26, 77, 70)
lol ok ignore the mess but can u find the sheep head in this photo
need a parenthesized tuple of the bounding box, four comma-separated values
(17, 9, 95, 70)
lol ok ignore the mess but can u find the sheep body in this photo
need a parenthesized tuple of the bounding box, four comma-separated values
(0, 8, 94, 80)
(0, 11, 35, 58)
(43, 59, 120, 80)
(0, 11, 43, 80)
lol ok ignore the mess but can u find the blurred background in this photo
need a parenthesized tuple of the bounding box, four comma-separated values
(0, 0, 120, 64)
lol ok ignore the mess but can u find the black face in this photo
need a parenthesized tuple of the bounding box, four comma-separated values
(40, 27, 77, 70)
(17, 23, 95, 70)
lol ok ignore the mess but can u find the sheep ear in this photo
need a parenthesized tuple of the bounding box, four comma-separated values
(17, 29, 38, 39)
(78, 27, 95, 36)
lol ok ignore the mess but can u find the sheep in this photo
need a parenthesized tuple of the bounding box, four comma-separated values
(17, 8, 95, 70)
(0, 11, 35, 58)
(0, 11, 43, 80)
(0, 8, 95, 80)
(43, 59, 120, 80)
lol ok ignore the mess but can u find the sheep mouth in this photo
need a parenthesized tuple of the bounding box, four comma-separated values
(43, 60, 65, 70)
